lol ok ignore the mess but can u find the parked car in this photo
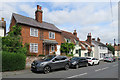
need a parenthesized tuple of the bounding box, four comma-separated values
(70, 57, 88, 69)
(104, 57, 114, 62)
(86, 57, 100, 66)
(118, 56, 120, 60)
(112, 56, 116, 62)
(31, 55, 70, 74)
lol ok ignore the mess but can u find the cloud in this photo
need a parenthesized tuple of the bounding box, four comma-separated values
(0, 2, 118, 44)
(19, 4, 36, 18)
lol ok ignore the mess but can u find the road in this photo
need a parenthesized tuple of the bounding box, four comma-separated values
(3, 61, 118, 79)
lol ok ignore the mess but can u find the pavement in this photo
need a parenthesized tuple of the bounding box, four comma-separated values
(2, 61, 119, 79)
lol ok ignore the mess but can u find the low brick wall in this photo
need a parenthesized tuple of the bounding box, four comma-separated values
(26, 56, 43, 69)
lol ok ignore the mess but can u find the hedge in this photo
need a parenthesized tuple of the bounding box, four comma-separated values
(2, 51, 26, 72)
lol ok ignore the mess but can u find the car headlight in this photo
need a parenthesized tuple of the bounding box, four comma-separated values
(72, 61, 77, 65)
(40, 63, 45, 66)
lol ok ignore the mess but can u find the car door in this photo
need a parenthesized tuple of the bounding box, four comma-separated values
(79, 58, 84, 66)
(95, 58, 99, 64)
(92, 58, 96, 64)
(82, 58, 87, 66)
(60, 57, 68, 68)
(51, 56, 61, 69)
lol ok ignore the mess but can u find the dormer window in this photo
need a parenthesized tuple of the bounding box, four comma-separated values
(85, 45, 88, 49)
(66, 38, 71, 43)
(76, 41, 79, 45)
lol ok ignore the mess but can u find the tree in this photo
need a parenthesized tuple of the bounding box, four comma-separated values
(60, 42, 75, 55)
(2, 25, 28, 54)
(107, 44, 115, 55)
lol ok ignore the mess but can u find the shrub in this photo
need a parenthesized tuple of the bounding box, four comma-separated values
(67, 54, 74, 57)
(38, 54, 45, 57)
(2, 51, 26, 72)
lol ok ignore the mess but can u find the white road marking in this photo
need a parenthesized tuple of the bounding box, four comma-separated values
(67, 73, 87, 78)
(95, 67, 109, 72)
(95, 69, 102, 72)
(101, 67, 109, 70)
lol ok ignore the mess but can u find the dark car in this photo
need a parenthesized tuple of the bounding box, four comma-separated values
(118, 56, 120, 60)
(31, 55, 70, 74)
(70, 57, 88, 69)
(112, 56, 116, 62)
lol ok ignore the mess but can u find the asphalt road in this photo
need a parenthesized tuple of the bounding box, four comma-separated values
(3, 61, 118, 79)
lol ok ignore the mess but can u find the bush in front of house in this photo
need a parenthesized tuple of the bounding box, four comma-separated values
(67, 54, 74, 57)
(2, 51, 26, 72)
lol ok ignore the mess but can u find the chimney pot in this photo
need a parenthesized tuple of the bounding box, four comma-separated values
(37, 5, 39, 10)
(39, 6, 42, 10)
(1, 17, 4, 21)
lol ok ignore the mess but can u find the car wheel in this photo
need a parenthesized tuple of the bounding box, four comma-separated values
(43, 66, 51, 74)
(97, 62, 99, 65)
(75, 64, 79, 69)
(92, 62, 94, 66)
(64, 64, 69, 70)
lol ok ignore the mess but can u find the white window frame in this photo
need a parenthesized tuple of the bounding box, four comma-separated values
(49, 31, 55, 39)
(30, 28, 38, 37)
(30, 43, 38, 53)
(51, 45, 55, 52)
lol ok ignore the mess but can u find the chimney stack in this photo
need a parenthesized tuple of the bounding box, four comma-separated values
(106, 43, 108, 45)
(97, 37, 100, 42)
(118, 44, 120, 46)
(86, 33, 92, 44)
(73, 30, 77, 37)
(35, 5, 43, 23)
(0, 17, 6, 36)
(1, 17, 4, 21)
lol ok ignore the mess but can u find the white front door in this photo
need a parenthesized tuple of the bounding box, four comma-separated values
(56, 45, 60, 55)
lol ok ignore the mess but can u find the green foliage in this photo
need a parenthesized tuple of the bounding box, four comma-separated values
(9, 24, 21, 36)
(38, 54, 45, 57)
(60, 42, 75, 55)
(2, 51, 26, 72)
(2, 25, 28, 54)
(2, 25, 28, 71)
(67, 54, 74, 57)
(107, 44, 115, 55)
(27, 54, 36, 56)
(0, 37, 2, 51)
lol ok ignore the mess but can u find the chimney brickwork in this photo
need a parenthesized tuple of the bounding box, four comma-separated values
(86, 33, 92, 44)
(35, 5, 43, 23)
(73, 30, 77, 37)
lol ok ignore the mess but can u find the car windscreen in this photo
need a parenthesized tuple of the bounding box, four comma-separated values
(86, 58, 91, 59)
(71, 57, 79, 61)
(43, 55, 55, 61)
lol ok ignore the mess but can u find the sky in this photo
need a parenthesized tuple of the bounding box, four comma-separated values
(0, 1, 118, 44)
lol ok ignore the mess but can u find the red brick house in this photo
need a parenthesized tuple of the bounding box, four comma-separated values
(9, 5, 62, 56)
